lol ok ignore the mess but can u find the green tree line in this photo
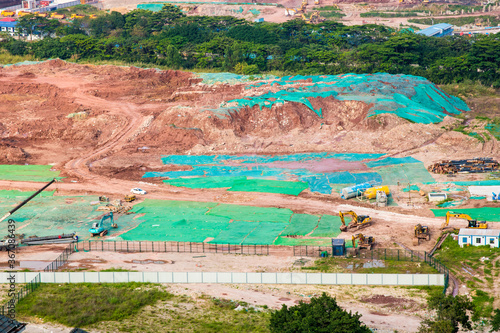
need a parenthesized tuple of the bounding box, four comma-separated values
(2, 4, 500, 86)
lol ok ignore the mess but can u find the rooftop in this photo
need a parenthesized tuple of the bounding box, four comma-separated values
(458, 228, 500, 236)
(416, 23, 453, 37)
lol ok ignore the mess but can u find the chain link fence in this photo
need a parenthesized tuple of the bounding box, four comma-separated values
(76, 240, 270, 255)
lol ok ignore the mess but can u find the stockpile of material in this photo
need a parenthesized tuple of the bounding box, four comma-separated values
(428, 158, 499, 174)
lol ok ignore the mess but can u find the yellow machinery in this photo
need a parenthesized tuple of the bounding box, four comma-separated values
(18, 11, 30, 17)
(1, 11, 15, 17)
(309, 11, 324, 24)
(352, 233, 375, 250)
(413, 224, 430, 245)
(296, 0, 307, 14)
(364, 186, 390, 199)
(70, 14, 85, 19)
(339, 210, 372, 232)
(442, 211, 488, 230)
(314, 0, 319, 4)
(35, 12, 48, 18)
(89, 14, 97, 19)
(50, 13, 66, 19)
(124, 195, 136, 202)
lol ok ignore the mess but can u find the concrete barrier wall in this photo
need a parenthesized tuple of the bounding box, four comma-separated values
(0, 272, 445, 286)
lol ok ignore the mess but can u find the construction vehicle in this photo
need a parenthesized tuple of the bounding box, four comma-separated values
(1, 11, 15, 17)
(296, 0, 308, 14)
(99, 195, 109, 202)
(50, 13, 66, 19)
(442, 211, 488, 230)
(89, 212, 117, 237)
(300, 13, 311, 23)
(70, 13, 85, 19)
(352, 233, 375, 250)
(314, 0, 319, 4)
(124, 195, 136, 202)
(18, 11, 31, 17)
(339, 210, 372, 232)
(35, 12, 48, 18)
(89, 14, 97, 19)
(309, 11, 324, 24)
(413, 224, 430, 245)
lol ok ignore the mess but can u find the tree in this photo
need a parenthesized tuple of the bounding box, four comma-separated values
(491, 309, 500, 332)
(419, 294, 475, 333)
(269, 293, 370, 333)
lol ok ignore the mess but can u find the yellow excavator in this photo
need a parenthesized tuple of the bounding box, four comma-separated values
(442, 211, 488, 230)
(414, 224, 430, 245)
(352, 233, 375, 250)
(339, 211, 372, 232)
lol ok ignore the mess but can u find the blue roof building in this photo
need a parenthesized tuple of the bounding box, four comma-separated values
(416, 23, 453, 37)
(0, 20, 17, 35)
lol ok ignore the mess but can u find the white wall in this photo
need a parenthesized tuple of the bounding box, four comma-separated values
(0, 272, 446, 286)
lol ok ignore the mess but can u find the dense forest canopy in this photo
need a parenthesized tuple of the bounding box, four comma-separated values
(2, 4, 500, 86)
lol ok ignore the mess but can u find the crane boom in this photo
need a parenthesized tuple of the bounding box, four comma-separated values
(0, 178, 56, 223)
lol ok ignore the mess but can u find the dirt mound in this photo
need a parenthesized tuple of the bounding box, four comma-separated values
(0, 142, 30, 164)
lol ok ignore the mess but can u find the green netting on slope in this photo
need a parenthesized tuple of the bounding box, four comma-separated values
(310, 215, 342, 237)
(215, 73, 469, 123)
(0, 196, 109, 239)
(0, 190, 55, 198)
(431, 208, 500, 222)
(164, 176, 246, 189)
(374, 163, 435, 185)
(243, 222, 286, 245)
(365, 156, 420, 168)
(0, 165, 61, 182)
(209, 221, 257, 244)
(207, 204, 293, 223)
(196, 73, 277, 85)
(486, 124, 500, 140)
(281, 214, 320, 236)
(228, 178, 308, 196)
(273, 237, 332, 246)
(248, 8, 260, 15)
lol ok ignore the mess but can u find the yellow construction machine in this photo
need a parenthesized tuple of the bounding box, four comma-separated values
(124, 195, 136, 202)
(413, 224, 430, 245)
(296, 0, 308, 14)
(309, 11, 324, 24)
(442, 211, 488, 230)
(339, 210, 372, 232)
(352, 233, 375, 250)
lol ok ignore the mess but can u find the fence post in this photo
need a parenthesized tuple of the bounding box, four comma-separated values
(152, 241, 154, 252)
(384, 248, 387, 260)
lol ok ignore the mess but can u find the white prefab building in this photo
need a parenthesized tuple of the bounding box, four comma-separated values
(458, 228, 500, 248)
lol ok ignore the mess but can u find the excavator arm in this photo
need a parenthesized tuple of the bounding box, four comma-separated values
(339, 211, 357, 231)
(444, 211, 487, 229)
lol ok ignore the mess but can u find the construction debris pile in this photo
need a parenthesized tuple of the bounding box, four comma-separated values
(428, 158, 499, 174)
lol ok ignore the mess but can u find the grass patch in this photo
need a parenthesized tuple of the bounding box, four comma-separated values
(100, 267, 138, 272)
(433, 236, 500, 271)
(0, 49, 36, 65)
(472, 289, 494, 320)
(17, 283, 170, 327)
(302, 257, 438, 274)
(439, 80, 498, 98)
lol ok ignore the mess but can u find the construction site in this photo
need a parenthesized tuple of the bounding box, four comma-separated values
(0, 55, 499, 331)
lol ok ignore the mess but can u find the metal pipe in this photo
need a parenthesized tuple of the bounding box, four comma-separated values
(0, 178, 56, 223)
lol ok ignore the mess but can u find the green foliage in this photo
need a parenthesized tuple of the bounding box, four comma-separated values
(269, 293, 370, 333)
(419, 294, 474, 333)
(471, 289, 494, 320)
(491, 309, 500, 332)
(16, 283, 170, 327)
(1, 4, 500, 85)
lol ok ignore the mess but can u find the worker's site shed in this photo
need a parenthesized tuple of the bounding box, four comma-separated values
(332, 239, 345, 256)
(416, 23, 453, 37)
(458, 228, 500, 248)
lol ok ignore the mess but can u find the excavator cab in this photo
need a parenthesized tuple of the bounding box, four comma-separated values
(89, 212, 117, 237)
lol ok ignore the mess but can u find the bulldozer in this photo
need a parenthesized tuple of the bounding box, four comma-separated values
(413, 224, 430, 245)
(339, 210, 372, 232)
(352, 233, 375, 250)
(89, 212, 117, 237)
(124, 195, 136, 202)
(441, 211, 488, 230)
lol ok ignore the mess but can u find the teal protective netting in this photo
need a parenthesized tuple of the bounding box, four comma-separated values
(146, 153, 436, 195)
(203, 73, 469, 123)
(486, 124, 500, 140)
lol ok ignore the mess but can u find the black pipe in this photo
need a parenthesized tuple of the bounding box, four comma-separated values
(9, 178, 56, 216)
